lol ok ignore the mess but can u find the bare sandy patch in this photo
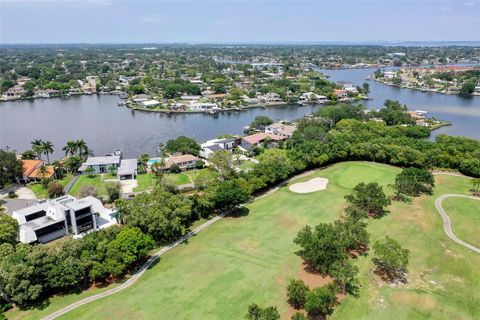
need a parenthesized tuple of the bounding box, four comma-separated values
(289, 177, 329, 194)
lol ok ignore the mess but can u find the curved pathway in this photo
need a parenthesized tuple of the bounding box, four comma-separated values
(434, 194, 480, 254)
(41, 169, 309, 320)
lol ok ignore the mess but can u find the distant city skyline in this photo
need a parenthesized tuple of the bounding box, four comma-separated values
(1, 0, 480, 44)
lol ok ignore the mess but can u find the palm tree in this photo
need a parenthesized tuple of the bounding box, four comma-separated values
(62, 140, 78, 157)
(52, 160, 64, 180)
(138, 153, 150, 171)
(41, 141, 54, 164)
(37, 165, 49, 188)
(75, 140, 89, 159)
(31, 139, 43, 159)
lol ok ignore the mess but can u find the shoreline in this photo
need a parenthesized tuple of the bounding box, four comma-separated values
(372, 78, 480, 97)
(126, 101, 292, 114)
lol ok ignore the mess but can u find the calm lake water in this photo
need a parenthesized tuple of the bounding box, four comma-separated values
(1, 67, 479, 159)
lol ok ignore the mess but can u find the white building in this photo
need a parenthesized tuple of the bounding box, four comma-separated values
(142, 99, 160, 108)
(199, 137, 241, 159)
(79, 151, 137, 180)
(12, 195, 116, 244)
(384, 71, 397, 79)
(189, 102, 219, 111)
(265, 122, 297, 138)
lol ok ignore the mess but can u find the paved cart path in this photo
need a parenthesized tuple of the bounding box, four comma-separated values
(434, 194, 480, 254)
(41, 169, 316, 319)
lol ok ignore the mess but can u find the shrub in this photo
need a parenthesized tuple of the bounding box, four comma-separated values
(47, 181, 64, 198)
(169, 164, 181, 173)
(287, 279, 309, 309)
(7, 191, 17, 199)
(106, 182, 121, 203)
(79, 185, 98, 198)
(195, 160, 205, 169)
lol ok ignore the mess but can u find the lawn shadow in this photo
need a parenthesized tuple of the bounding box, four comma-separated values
(228, 207, 250, 218)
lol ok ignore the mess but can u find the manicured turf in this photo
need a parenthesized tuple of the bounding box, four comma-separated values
(7, 162, 480, 320)
(165, 172, 191, 185)
(442, 197, 480, 248)
(27, 174, 74, 199)
(133, 173, 156, 192)
(68, 174, 115, 197)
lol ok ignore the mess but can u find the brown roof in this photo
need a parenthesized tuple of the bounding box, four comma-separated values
(28, 165, 55, 179)
(22, 160, 43, 176)
(165, 154, 200, 168)
(243, 133, 287, 145)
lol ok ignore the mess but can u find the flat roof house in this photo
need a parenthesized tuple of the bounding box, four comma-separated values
(265, 122, 297, 138)
(199, 137, 242, 159)
(12, 195, 115, 244)
(79, 155, 121, 174)
(79, 152, 137, 180)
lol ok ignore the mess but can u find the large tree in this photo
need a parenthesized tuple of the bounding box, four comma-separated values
(393, 167, 435, 198)
(304, 284, 338, 318)
(209, 150, 235, 181)
(0, 214, 18, 245)
(117, 189, 192, 242)
(287, 279, 309, 309)
(0, 150, 23, 189)
(164, 136, 200, 156)
(345, 182, 391, 218)
(372, 236, 409, 282)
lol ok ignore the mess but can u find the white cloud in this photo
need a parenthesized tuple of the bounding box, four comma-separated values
(440, 6, 451, 12)
(464, 1, 476, 6)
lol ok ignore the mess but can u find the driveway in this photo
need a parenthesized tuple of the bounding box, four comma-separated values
(1, 198, 38, 215)
(0, 185, 37, 200)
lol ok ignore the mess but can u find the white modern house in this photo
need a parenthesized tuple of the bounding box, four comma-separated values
(199, 137, 241, 159)
(78, 151, 138, 180)
(79, 155, 121, 174)
(12, 195, 117, 244)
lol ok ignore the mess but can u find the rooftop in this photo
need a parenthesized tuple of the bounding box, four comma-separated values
(84, 155, 121, 166)
(22, 159, 43, 176)
(118, 159, 138, 176)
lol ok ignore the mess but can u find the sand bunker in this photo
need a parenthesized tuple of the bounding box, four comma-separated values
(289, 177, 329, 193)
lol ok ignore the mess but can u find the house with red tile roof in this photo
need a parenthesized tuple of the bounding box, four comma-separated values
(19, 159, 55, 183)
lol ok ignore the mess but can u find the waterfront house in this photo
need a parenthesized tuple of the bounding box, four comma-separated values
(1, 86, 25, 100)
(242, 132, 287, 148)
(12, 195, 116, 244)
(18, 159, 55, 184)
(79, 151, 138, 180)
(189, 102, 219, 111)
(334, 89, 348, 98)
(79, 155, 121, 174)
(164, 154, 201, 171)
(264, 122, 297, 138)
(384, 71, 397, 79)
(262, 92, 282, 103)
(133, 94, 151, 103)
(117, 159, 138, 180)
(142, 99, 161, 108)
(199, 137, 241, 159)
(180, 95, 202, 101)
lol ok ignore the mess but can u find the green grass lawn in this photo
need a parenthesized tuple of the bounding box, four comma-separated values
(68, 174, 114, 197)
(133, 173, 156, 192)
(27, 174, 74, 199)
(187, 168, 218, 182)
(165, 172, 191, 185)
(442, 197, 480, 248)
(7, 162, 480, 320)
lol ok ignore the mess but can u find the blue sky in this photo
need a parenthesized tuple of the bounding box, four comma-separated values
(1, 0, 479, 44)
